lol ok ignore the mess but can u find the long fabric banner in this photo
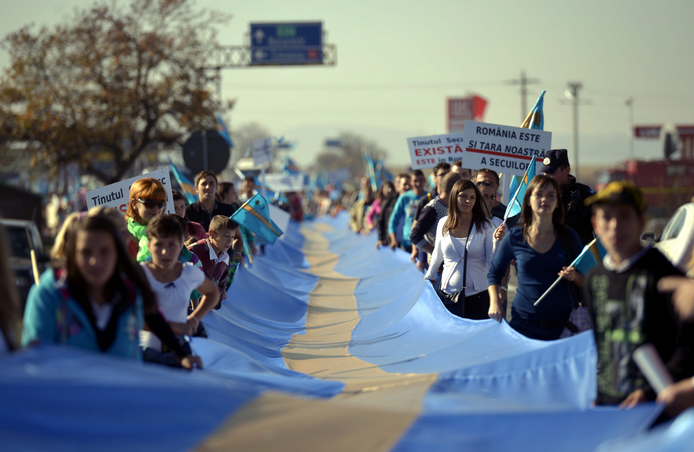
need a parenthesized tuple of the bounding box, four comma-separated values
(1, 214, 691, 451)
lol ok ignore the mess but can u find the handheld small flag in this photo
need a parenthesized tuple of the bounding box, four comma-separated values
(500, 89, 545, 218)
(215, 112, 233, 148)
(573, 237, 607, 275)
(521, 90, 546, 130)
(534, 236, 606, 306)
(282, 156, 301, 175)
(230, 194, 284, 245)
(363, 153, 379, 191)
(504, 157, 536, 221)
(167, 157, 197, 205)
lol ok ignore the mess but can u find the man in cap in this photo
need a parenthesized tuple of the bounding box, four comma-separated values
(583, 181, 694, 409)
(540, 149, 595, 245)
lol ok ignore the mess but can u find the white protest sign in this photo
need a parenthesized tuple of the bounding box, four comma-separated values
(462, 121, 551, 177)
(253, 137, 273, 167)
(406, 132, 466, 170)
(327, 168, 350, 184)
(268, 204, 291, 236)
(264, 173, 305, 192)
(86, 168, 175, 215)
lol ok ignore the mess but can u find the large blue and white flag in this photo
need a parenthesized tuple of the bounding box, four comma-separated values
(4, 213, 677, 452)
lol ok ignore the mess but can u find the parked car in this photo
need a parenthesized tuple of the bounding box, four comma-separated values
(0, 219, 48, 309)
(653, 203, 694, 277)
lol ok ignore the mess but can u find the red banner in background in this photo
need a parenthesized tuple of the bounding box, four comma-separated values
(447, 95, 487, 133)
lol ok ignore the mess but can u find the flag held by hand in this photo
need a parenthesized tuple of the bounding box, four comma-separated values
(521, 90, 546, 130)
(505, 157, 536, 221)
(231, 194, 284, 245)
(167, 157, 197, 205)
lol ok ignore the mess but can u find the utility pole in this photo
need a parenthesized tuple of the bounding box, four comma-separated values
(506, 70, 540, 122)
(562, 82, 587, 179)
(625, 97, 634, 161)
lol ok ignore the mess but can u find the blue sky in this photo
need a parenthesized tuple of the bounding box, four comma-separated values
(2, 0, 693, 171)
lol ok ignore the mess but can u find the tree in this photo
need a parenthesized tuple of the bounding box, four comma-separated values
(0, 0, 229, 183)
(314, 132, 388, 180)
(229, 122, 271, 167)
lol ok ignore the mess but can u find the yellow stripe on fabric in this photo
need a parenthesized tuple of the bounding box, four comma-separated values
(282, 223, 437, 395)
(241, 204, 282, 236)
(588, 242, 603, 267)
(196, 222, 438, 452)
(195, 384, 434, 452)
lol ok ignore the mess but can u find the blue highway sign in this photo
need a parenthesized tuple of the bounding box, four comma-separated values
(250, 22, 323, 65)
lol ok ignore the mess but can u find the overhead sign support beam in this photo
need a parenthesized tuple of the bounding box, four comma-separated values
(204, 22, 336, 108)
(207, 43, 337, 69)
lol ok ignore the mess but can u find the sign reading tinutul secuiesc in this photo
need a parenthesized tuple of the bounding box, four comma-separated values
(407, 132, 466, 170)
(462, 121, 552, 176)
(86, 168, 175, 215)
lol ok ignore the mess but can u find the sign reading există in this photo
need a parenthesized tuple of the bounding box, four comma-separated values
(406, 132, 466, 170)
(86, 168, 175, 215)
(461, 121, 552, 177)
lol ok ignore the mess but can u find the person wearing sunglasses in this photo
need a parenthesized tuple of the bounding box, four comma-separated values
(475, 181, 496, 208)
(473, 168, 520, 227)
(125, 178, 168, 262)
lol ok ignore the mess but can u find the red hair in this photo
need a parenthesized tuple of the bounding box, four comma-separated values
(125, 178, 167, 222)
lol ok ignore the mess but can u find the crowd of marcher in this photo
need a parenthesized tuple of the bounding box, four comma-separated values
(2, 149, 694, 422)
(0, 170, 275, 371)
(345, 150, 694, 418)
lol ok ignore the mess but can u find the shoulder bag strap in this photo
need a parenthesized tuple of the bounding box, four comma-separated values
(462, 221, 474, 293)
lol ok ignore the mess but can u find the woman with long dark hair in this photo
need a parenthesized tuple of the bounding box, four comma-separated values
(365, 181, 395, 234)
(425, 179, 503, 319)
(22, 213, 201, 368)
(487, 175, 584, 340)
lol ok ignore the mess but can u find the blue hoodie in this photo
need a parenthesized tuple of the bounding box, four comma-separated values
(22, 270, 143, 360)
(387, 190, 426, 248)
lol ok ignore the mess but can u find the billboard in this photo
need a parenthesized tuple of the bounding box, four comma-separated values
(447, 95, 488, 133)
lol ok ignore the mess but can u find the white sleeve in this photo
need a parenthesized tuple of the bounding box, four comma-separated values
(183, 262, 205, 293)
(424, 216, 447, 280)
(484, 221, 497, 268)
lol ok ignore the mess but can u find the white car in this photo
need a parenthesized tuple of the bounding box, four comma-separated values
(655, 203, 694, 276)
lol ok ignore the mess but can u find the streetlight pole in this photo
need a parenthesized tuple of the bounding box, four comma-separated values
(565, 82, 583, 179)
(625, 97, 634, 161)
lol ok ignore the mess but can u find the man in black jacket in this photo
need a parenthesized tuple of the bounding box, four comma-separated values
(540, 149, 596, 246)
(583, 181, 694, 408)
